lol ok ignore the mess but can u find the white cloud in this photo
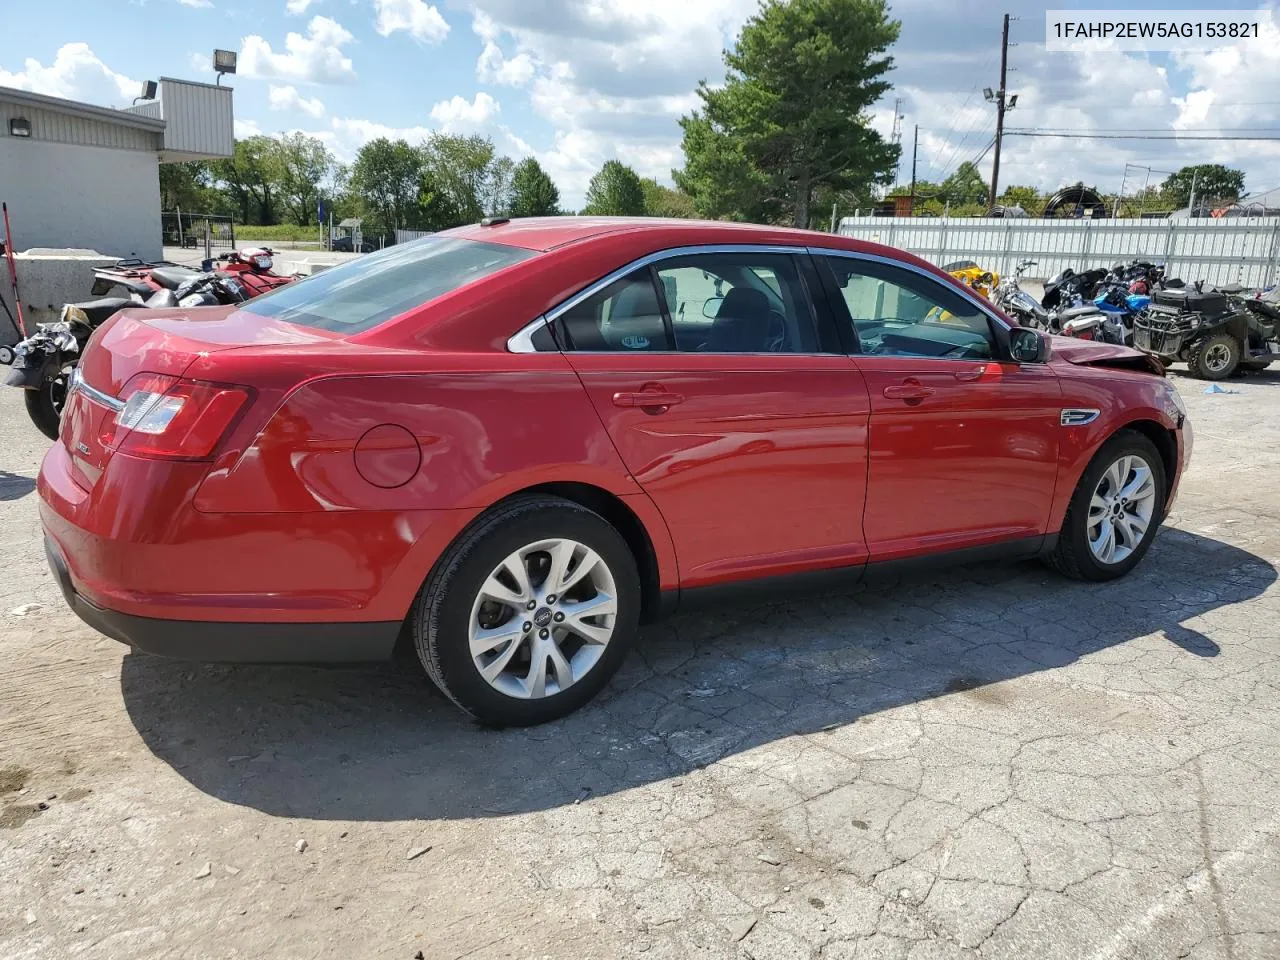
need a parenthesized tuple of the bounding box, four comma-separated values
(429, 92, 500, 132)
(240, 15, 357, 85)
(373, 0, 449, 44)
(477, 42, 535, 86)
(235, 117, 264, 138)
(285, 0, 318, 12)
(0, 42, 139, 106)
(269, 84, 326, 118)
(177, 0, 212, 7)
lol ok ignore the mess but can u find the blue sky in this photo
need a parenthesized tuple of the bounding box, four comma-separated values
(3, 1, 1279, 209)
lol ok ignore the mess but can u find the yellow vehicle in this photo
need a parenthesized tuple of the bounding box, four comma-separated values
(942, 259, 998, 299)
(921, 260, 999, 324)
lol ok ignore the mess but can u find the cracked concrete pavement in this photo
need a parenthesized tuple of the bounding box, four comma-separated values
(1, 368, 1278, 959)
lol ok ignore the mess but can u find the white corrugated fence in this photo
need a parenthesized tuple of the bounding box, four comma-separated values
(837, 216, 1280, 288)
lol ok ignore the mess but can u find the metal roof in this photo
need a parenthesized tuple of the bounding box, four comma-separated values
(0, 85, 166, 133)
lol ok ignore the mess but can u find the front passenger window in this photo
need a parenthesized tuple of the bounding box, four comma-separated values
(823, 257, 996, 361)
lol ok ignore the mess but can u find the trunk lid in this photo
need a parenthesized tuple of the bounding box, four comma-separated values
(62, 305, 338, 490)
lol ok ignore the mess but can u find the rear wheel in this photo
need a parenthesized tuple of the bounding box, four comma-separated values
(1046, 431, 1166, 582)
(1189, 333, 1240, 380)
(411, 495, 641, 726)
(24, 358, 71, 440)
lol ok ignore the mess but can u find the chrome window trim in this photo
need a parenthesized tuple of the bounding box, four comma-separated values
(506, 244, 810, 354)
(68, 365, 124, 412)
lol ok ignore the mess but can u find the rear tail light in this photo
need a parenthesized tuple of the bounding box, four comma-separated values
(101, 373, 251, 460)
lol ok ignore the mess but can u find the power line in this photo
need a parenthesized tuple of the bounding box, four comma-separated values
(1006, 131, 1280, 141)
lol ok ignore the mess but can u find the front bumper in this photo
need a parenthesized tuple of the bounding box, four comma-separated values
(45, 536, 400, 663)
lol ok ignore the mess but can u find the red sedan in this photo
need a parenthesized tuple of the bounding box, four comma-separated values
(38, 218, 1192, 725)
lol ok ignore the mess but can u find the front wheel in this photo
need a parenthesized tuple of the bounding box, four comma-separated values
(1046, 430, 1166, 582)
(1188, 332, 1240, 380)
(411, 495, 641, 726)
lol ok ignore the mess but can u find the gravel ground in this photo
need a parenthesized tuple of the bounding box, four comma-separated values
(1, 364, 1278, 960)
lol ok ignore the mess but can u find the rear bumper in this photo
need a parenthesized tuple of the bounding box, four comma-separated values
(45, 536, 399, 662)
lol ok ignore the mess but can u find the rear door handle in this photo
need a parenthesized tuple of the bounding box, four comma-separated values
(882, 382, 934, 401)
(954, 366, 987, 382)
(612, 390, 685, 410)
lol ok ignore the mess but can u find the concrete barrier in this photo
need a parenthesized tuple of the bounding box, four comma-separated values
(1, 249, 118, 345)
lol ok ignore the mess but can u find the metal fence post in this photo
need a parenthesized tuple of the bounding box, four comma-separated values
(1164, 220, 1177, 280)
(939, 217, 948, 265)
(1079, 219, 1092, 271)
(1265, 220, 1280, 289)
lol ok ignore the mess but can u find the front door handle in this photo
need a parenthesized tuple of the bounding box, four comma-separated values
(882, 380, 934, 402)
(954, 365, 987, 382)
(612, 390, 685, 411)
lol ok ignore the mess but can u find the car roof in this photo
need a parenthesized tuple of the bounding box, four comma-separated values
(442, 216, 876, 254)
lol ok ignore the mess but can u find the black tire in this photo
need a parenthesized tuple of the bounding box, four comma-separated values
(1188, 332, 1240, 380)
(24, 362, 65, 441)
(1046, 429, 1167, 582)
(411, 495, 641, 727)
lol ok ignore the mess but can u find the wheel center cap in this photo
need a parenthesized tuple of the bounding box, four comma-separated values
(533, 607, 553, 628)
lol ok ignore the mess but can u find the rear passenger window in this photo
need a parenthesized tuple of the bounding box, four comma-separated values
(557, 269, 672, 351)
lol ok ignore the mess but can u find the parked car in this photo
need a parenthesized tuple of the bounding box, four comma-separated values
(38, 218, 1191, 726)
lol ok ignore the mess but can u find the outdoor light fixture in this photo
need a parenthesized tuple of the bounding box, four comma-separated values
(1008, 94, 1018, 109)
(213, 49, 237, 85)
(133, 80, 158, 105)
(8, 117, 31, 138)
(983, 87, 994, 102)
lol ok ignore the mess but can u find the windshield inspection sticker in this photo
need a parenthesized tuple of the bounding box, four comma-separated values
(1045, 9, 1271, 52)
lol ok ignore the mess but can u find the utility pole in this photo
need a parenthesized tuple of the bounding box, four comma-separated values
(988, 13, 1011, 210)
(1187, 167, 1199, 217)
(909, 124, 919, 213)
(890, 97, 904, 186)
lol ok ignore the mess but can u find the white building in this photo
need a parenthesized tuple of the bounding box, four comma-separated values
(0, 78, 234, 260)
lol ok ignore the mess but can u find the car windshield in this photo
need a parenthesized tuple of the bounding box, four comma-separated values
(240, 236, 535, 334)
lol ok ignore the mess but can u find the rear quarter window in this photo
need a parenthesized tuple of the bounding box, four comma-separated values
(240, 237, 535, 334)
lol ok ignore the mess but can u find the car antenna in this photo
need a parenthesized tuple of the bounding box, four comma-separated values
(480, 217, 510, 227)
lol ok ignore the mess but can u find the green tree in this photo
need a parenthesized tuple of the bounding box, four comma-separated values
(421, 134, 505, 224)
(417, 168, 462, 231)
(509, 157, 561, 217)
(582, 160, 647, 216)
(159, 161, 219, 213)
(349, 138, 423, 235)
(939, 162, 989, 206)
(673, 114, 779, 222)
(677, 0, 899, 228)
(997, 184, 1040, 213)
(482, 155, 516, 217)
(212, 137, 283, 224)
(276, 133, 334, 226)
(1161, 164, 1245, 208)
(641, 178, 697, 218)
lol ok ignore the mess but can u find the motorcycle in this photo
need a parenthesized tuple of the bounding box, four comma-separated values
(4, 272, 251, 439)
(992, 259, 1049, 328)
(1133, 281, 1280, 380)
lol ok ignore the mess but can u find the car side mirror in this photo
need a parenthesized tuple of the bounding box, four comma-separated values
(702, 296, 723, 319)
(1009, 327, 1049, 363)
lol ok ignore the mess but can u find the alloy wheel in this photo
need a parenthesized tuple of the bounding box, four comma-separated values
(468, 538, 618, 699)
(1087, 454, 1158, 565)
(1203, 342, 1233, 374)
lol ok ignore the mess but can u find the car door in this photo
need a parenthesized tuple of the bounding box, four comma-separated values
(555, 248, 872, 588)
(816, 252, 1063, 561)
